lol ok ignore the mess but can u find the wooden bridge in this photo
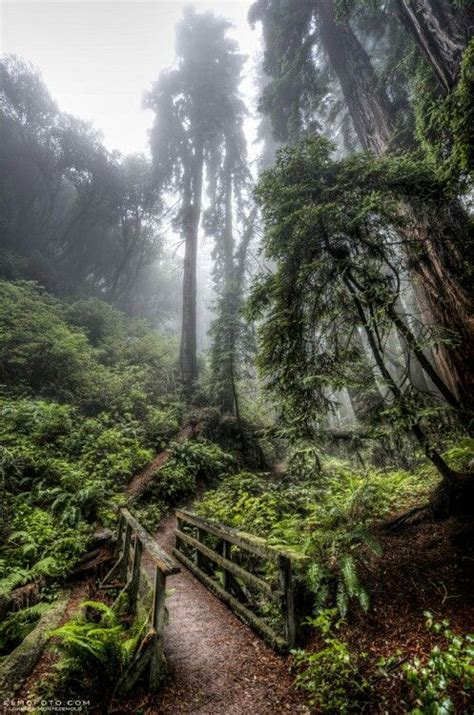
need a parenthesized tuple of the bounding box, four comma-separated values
(102, 507, 310, 709)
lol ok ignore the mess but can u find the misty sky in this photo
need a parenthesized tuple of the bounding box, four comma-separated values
(0, 0, 259, 155)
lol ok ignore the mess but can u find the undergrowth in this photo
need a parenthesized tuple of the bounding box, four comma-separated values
(293, 611, 473, 714)
(33, 600, 145, 706)
(0, 282, 182, 657)
(197, 441, 472, 617)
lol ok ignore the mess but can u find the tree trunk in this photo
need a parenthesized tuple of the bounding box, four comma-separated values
(318, 0, 394, 155)
(394, 0, 469, 92)
(343, 273, 459, 489)
(180, 143, 204, 398)
(317, 0, 473, 413)
(220, 151, 237, 415)
(403, 203, 474, 411)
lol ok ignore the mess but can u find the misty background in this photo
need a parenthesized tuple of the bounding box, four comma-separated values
(0, 0, 261, 349)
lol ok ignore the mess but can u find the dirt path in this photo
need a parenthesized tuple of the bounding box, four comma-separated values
(151, 514, 308, 715)
(125, 425, 198, 502)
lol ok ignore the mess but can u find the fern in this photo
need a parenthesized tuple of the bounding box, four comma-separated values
(50, 599, 142, 695)
(0, 602, 50, 655)
(0, 567, 30, 597)
(340, 554, 359, 599)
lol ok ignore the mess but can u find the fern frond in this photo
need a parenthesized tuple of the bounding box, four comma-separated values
(340, 554, 359, 598)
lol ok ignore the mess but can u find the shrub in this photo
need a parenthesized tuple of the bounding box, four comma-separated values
(48, 601, 142, 700)
(402, 613, 474, 714)
(292, 610, 370, 713)
(139, 440, 236, 512)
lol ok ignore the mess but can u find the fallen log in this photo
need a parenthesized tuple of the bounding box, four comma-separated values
(0, 594, 69, 700)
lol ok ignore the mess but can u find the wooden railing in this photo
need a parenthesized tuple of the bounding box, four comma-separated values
(101, 508, 179, 691)
(173, 509, 309, 652)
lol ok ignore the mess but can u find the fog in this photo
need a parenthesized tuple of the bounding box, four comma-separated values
(0, 0, 259, 155)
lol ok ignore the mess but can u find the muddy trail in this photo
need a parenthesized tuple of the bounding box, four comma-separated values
(141, 513, 307, 715)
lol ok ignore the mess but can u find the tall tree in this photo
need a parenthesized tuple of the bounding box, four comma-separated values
(250, 137, 472, 511)
(203, 97, 254, 417)
(0, 56, 163, 309)
(249, 0, 474, 408)
(145, 8, 246, 398)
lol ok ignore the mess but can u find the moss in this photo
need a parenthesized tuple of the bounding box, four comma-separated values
(414, 39, 474, 183)
(0, 595, 68, 700)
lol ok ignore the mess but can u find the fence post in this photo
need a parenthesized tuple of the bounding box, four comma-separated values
(119, 523, 132, 582)
(116, 512, 124, 556)
(278, 554, 296, 648)
(222, 540, 232, 593)
(128, 537, 142, 614)
(149, 566, 166, 689)
(196, 527, 206, 570)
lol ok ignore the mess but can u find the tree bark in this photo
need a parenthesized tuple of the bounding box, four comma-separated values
(394, 0, 470, 92)
(317, 0, 473, 411)
(318, 0, 394, 155)
(180, 142, 204, 398)
(220, 148, 237, 415)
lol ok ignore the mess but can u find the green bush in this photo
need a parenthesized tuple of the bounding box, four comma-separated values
(145, 405, 181, 450)
(147, 439, 235, 502)
(293, 610, 370, 713)
(46, 601, 142, 701)
(0, 281, 95, 402)
(402, 613, 474, 714)
(0, 280, 180, 418)
(197, 456, 443, 616)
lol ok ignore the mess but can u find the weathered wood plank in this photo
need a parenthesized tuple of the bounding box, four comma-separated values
(278, 554, 296, 649)
(176, 510, 275, 560)
(119, 523, 132, 581)
(176, 529, 281, 600)
(176, 509, 308, 564)
(120, 508, 179, 575)
(196, 527, 207, 571)
(128, 538, 143, 614)
(222, 539, 232, 594)
(172, 548, 288, 653)
(149, 567, 167, 689)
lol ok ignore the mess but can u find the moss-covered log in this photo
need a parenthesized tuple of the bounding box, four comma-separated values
(0, 595, 68, 700)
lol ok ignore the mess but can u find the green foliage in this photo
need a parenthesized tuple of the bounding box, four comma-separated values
(0, 280, 179, 418)
(0, 281, 182, 612)
(144, 404, 181, 451)
(293, 609, 370, 713)
(0, 281, 95, 403)
(0, 602, 50, 655)
(414, 39, 474, 181)
(402, 613, 474, 714)
(140, 439, 236, 511)
(248, 136, 462, 436)
(197, 456, 439, 616)
(65, 298, 127, 364)
(48, 601, 142, 699)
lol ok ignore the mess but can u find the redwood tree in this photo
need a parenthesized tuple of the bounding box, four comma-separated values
(145, 8, 245, 398)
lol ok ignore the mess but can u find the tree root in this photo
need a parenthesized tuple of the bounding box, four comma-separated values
(385, 505, 430, 531)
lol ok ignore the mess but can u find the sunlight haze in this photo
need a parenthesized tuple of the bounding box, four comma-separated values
(0, 0, 258, 154)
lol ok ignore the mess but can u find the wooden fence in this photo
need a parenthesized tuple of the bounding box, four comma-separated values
(101, 507, 179, 691)
(173, 509, 309, 652)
